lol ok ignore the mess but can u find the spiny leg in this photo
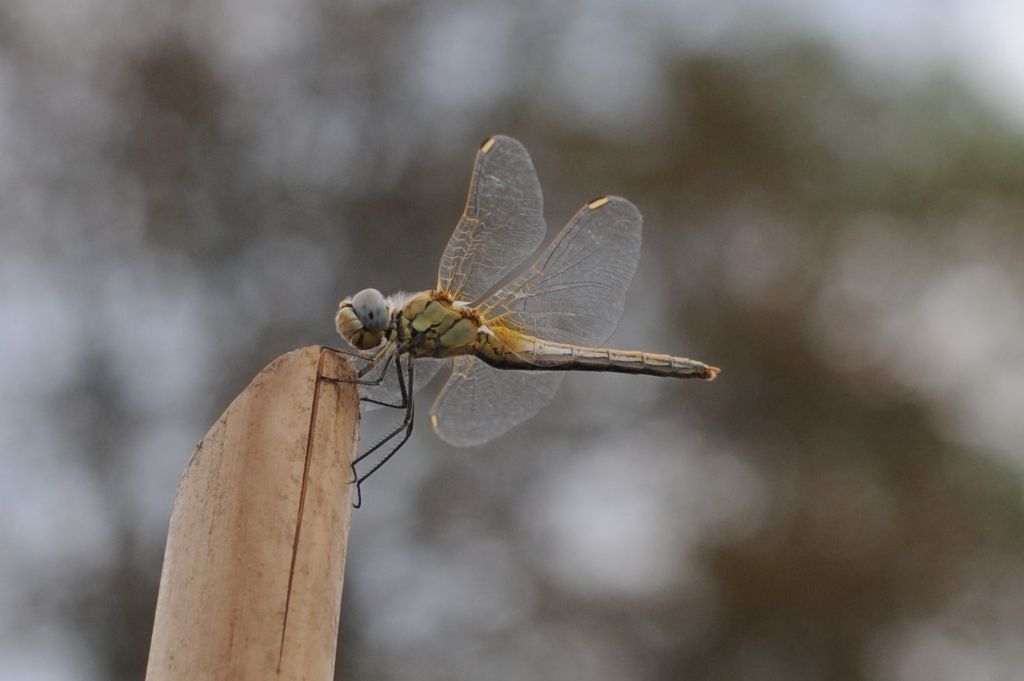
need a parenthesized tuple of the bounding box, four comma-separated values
(353, 359, 413, 467)
(327, 344, 373, 360)
(348, 354, 408, 507)
(323, 343, 397, 389)
(354, 357, 411, 467)
(355, 348, 411, 409)
(332, 331, 431, 405)
(326, 344, 387, 381)
(354, 344, 395, 381)
(325, 346, 416, 506)
(351, 357, 416, 508)
(343, 348, 412, 410)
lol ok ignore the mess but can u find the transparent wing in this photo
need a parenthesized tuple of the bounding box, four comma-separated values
(336, 341, 446, 412)
(430, 196, 643, 447)
(478, 195, 642, 345)
(431, 356, 565, 447)
(436, 135, 546, 303)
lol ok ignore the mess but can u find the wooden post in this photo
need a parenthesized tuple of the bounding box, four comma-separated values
(146, 346, 359, 681)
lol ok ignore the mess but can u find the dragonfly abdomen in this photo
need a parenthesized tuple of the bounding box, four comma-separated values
(483, 336, 719, 381)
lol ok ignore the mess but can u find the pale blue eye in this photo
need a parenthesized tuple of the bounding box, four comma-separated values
(352, 288, 388, 332)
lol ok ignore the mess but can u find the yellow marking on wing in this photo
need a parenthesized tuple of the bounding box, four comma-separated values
(478, 309, 516, 327)
(587, 196, 610, 209)
(430, 413, 439, 428)
(490, 324, 534, 355)
(480, 136, 497, 153)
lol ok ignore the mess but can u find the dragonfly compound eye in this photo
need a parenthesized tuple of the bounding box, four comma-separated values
(351, 288, 389, 333)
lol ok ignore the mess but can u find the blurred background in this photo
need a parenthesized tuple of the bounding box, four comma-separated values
(2, 1, 1024, 679)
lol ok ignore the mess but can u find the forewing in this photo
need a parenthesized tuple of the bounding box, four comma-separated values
(430, 356, 565, 447)
(478, 196, 642, 346)
(430, 197, 643, 446)
(436, 135, 546, 302)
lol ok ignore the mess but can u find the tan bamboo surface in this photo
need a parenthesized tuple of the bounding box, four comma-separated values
(146, 346, 359, 681)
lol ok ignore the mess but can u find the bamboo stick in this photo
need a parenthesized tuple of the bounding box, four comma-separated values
(146, 346, 359, 681)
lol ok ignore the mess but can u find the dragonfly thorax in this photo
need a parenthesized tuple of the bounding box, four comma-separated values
(394, 290, 486, 358)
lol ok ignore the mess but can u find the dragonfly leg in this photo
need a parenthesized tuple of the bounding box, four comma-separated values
(326, 344, 375, 361)
(321, 344, 397, 388)
(357, 350, 411, 410)
(350, 358, 415, 508)
(355, 344, 394, 379)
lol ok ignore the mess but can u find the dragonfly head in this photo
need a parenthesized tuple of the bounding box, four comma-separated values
(336, 288, 391, 349)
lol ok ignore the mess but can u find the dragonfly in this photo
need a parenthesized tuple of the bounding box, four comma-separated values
(334, 135, 719, 505)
